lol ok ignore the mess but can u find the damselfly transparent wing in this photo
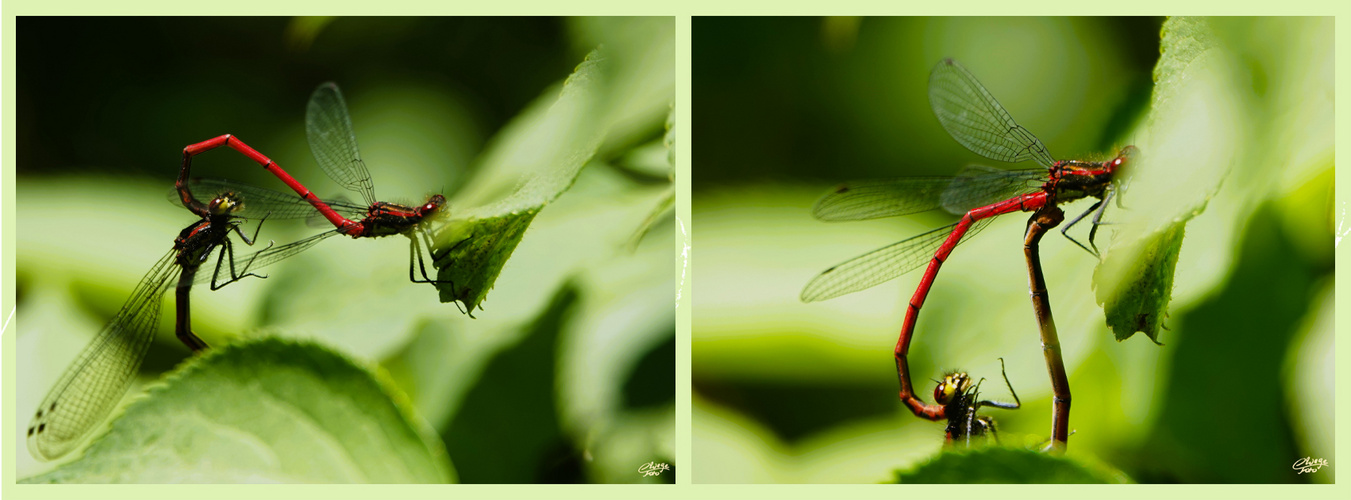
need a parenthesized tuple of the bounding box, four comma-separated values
(170, 178, 369, 221)
(27, 250, 179, 460)
(800, 218, 994, 302)
(306, 83, 377, 205)
(812, 177, 957, 221)
(193, 230, 339, 286)
(929, 58, 1056, 168)
(940, 166, 1043, 214)
(813, 167, 1044, 221)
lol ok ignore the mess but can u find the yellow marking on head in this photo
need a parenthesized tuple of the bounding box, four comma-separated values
(934, 372, 971, 405)
(209, 192, 245, 216)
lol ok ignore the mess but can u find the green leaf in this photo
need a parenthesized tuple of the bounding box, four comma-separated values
(1150, 16, 1218, 110)
(625, 188, 674, 252)
(429, 49, 611, 313)
(1092, 16, 1228, 342)
(383, 162, 674, 428)
(895, 447, 1130, 484)
(625, 104, 677, 251)
(22, 338, 454, 484)
(665, 100, 676, 171)
(435, 208, 539, 312)
(432, 18, 673, 314)
(1094, 218, 1186, 343)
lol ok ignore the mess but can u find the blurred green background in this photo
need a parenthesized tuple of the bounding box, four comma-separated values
(693, 17, 1333, 483)
(16, 17, 674, 483)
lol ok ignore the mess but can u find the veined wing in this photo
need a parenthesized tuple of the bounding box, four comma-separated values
(939, 165, 1044, 215)
(306, 83, 377, 205)
(813, 166, 1043, 221)
(812, 176, 956, 221)
(801, 217, 994, 302)
(27, 250, 180, 460)
(929, 58, 1055, 168)
(170, 178, 368, 221)
(193, 230, 340, 286)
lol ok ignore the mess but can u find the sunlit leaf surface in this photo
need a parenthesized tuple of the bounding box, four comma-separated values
(22, 339, 454, 484)
(895, 447, 1129, 484)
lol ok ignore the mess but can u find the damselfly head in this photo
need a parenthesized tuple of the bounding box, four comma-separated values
(419, 194, 448, 217)
(1111, 146, 1139, 171)
(934, 372, 972, 405)
(207, 192, 244, 216)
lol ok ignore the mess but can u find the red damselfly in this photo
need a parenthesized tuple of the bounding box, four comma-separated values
(176, 83, 463, 308)
(801, 59, 1136, 450)
(27, 191, 270, 460)
(935, 358, 1020, 447)
(173, 179, 462, 297)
